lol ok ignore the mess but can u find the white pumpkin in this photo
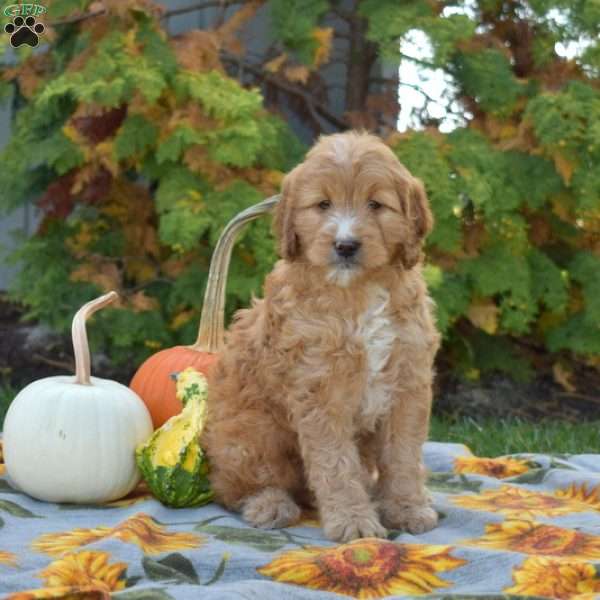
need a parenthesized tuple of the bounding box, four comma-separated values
(3, 291, 153, 504)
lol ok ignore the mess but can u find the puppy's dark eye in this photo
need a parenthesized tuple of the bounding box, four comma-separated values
(318, 200, 331, 210)
(368, 200, 382, 210)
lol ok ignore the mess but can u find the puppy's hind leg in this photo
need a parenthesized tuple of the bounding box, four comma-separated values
(203, 404, 304, 529)
(243, 487, 301, 529)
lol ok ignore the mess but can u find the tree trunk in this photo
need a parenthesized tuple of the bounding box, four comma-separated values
(344, 11, 378, 116)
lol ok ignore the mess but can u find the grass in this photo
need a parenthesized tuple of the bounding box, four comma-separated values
(0, 386, 598, 457)
(430, 415, 600, 457)
(0, 386, 16, 430)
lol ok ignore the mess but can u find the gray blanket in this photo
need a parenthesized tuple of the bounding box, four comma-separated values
(2, 439, 600, 599)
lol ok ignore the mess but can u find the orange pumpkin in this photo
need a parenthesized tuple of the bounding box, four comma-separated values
(130, 196, 280, 428)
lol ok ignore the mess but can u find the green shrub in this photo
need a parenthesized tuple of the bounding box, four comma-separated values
(0, 0, 598, 381)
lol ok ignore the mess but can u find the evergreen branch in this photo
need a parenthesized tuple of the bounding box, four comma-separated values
(126, 278, 175, 294)
(397, 81, 467, 117)
(49, 8, 105, 26)
(399, 81, 443, 106)
(399, 52, 438, 69)
(213, 0, 231, 27)
(370, 77, 399, 85)
(221, 52, 350, 131)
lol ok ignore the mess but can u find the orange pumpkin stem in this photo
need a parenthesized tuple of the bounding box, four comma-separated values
(72, 291, 119, 385)
(191, 195, 281, 353)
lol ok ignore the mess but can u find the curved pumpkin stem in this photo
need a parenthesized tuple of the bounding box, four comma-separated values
(72, 291, 119, 385)
(191, 195, 281, 353)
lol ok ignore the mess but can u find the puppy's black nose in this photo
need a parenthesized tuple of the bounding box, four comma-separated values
(334, 239, 361, 258)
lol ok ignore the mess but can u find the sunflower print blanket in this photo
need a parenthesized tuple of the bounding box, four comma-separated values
(2, 439, 600, 599)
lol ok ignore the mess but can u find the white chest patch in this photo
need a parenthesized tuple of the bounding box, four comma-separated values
(327, 266, 357, 287)
(356, 286, 398, 429)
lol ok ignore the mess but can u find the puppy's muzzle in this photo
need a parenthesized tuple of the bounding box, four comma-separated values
(334, 239, 361, 259)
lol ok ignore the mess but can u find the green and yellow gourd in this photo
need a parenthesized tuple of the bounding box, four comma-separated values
(136, 367, 213, 507)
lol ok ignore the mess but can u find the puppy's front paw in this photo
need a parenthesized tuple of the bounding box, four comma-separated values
(380, 502, 438, 534)
(323, 510, 388, 543)
(242, 488, 301, 529)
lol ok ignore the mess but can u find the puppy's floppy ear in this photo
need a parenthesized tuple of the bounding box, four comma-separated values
(396, 175, 434, 270)
(273, 166, 300, 260)
(407, 177, 434, 239)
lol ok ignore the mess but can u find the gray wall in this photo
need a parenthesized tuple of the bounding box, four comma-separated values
(0, 86, 34, 291)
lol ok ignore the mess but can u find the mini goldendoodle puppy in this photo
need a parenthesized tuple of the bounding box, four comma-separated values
(203, 130, 440, 543)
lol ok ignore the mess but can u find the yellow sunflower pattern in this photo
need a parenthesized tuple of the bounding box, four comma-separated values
(8, 586, 110, 599)
(452, 483, 600, 518)
(504, 556, 600, 599)
(6, 438, 600, 598)
(7, 550, 126, 599)
(453, 455, 531, 479)
(37, 551, 126, 590)
(258, 538, 466, 598)
(0, 550, 17, 567)
(32, 512, 203, 556)
(464, 519, 600, 559)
